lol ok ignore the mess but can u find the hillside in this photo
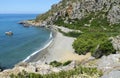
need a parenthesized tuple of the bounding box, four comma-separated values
(33, 0, 120, 77)
(35, 0, 120, 25)
(34, 0, 120, 58)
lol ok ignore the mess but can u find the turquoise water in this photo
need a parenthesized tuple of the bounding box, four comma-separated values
(0, 14, 51, 69)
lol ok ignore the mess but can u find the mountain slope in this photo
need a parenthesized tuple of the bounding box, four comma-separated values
(35, 0, 120, 25)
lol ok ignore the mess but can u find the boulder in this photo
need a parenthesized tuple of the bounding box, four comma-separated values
(111, 36, 120, 51)
(19, 21, 30, 26)
(97, 54, 120, 72)
(101, 70, 120, 78)
(5, 31, 13, 36)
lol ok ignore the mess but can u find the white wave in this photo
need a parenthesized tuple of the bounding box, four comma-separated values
(22, 32, 53, 62)
(49, 32, 53, 39)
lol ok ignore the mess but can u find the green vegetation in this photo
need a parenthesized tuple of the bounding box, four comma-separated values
(50, 60, 62, 67)
(35, 0, 69, 22)
(28, 2, 120, 77)
(10, 66, 103, 78)
(10, 70, 41, 78)
(54, 12, 120, 36)
(50, 60, 72, 67)
(73, 33, 116, 58)
(54, 13, 95, 30)
(63, 60, 72, 66)
(35, 13, 49, 22)
(73, 33, 107, 55)
(54, 11, 119, 58)
(93, 40, 116, 58)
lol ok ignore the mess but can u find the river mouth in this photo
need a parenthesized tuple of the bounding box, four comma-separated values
(0, 14, 51, 70)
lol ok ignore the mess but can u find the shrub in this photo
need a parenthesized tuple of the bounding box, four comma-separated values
(63, 60, 72, 66)
(73, 33, 108, 56)
(93, 40, 116, 58)
(50, 61, 62, 67)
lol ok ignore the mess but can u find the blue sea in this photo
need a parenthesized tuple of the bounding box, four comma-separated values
(0, 14, 51, 69)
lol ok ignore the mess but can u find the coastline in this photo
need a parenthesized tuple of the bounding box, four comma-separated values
(24, 26, 91, 63)
(24, 27, 57, 62)
(0, 25, 91, 77)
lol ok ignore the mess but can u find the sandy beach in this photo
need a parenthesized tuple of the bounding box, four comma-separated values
(27, 26, 91, 63)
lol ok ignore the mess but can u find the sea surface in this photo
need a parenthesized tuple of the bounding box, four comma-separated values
(0, 14, 51, 69)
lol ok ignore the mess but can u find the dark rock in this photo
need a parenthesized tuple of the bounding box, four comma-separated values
(0, 65, 5, 71)
(18, 21, 26, 24)
(18, 21, 31, 27)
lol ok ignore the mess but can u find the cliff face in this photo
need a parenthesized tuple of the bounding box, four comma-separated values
(36, 0, 120, 25)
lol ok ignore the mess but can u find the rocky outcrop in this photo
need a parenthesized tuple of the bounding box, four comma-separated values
(108, 4, 120, 24)
(5, 31, 13, 36)
(19, 21, 31, 26)
(97, 54, 120, 78)
(98, 54, 120, 72)
(0, 61, 77, 77)
(110, 36, 120, 51)
(101, 70, 120, 78)
(19, 20, 41, 27)
(35, 0, 120, 26)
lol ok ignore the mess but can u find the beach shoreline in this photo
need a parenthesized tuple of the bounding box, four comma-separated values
(24, 27, 57, 63)
(0, 25, 91, 77)
(24, 25, 91, 64)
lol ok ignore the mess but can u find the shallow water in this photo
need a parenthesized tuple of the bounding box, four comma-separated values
(0, 14, 51, 69)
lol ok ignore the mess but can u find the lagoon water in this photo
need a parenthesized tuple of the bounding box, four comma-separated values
(0, 14, 51, 69)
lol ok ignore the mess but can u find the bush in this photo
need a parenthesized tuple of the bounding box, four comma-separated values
(50, 61, 62, 67)
(50, 60, 72, 67)
(73, 33, 108, 55)
(63, 60, 72, 66)
(93, 40, 116, 58)
(73, 38, 95, 55)
(73, 32, 116, 58)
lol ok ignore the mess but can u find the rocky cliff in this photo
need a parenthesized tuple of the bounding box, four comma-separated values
(35, 0, 120, 26)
